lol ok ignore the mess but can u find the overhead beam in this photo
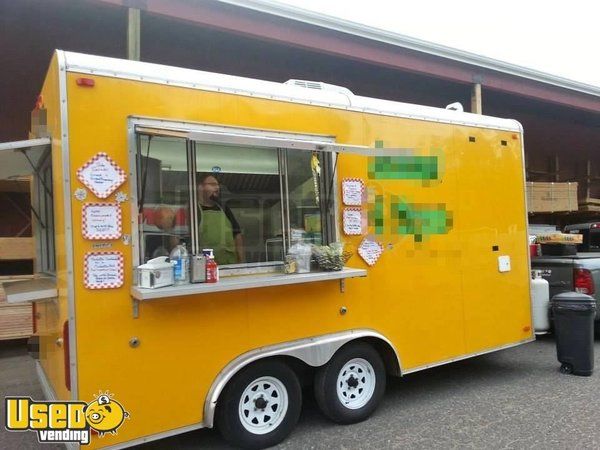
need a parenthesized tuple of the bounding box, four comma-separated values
(93, 0, 600, 113)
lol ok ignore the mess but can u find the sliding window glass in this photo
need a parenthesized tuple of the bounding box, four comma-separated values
(137, 135, 191, 263)
(195, 143, 280, 265)
(195, 143, 329, 266)
(136, 130, 333, 268)
(284, 150, 323, 248)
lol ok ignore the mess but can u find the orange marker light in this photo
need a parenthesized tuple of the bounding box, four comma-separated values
(76, 77, 95, 87)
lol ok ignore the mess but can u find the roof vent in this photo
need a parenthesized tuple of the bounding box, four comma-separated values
(445, 102, 464, 112)
(284, 79, 353, 96)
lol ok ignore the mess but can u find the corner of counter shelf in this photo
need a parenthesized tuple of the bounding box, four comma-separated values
(1, 276, 58, 304)
(346, 267, 367, 277)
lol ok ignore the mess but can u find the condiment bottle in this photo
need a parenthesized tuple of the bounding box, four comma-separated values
(204, 249, 219, 283)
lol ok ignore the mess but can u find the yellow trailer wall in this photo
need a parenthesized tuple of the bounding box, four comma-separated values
(54, 66, 531, 447)
(35, 54, 71, 402)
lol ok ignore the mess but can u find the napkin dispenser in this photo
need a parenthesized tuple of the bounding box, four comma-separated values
(137, 256, 174, 289)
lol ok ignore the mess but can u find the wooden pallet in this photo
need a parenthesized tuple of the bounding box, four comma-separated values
(0, 177, 35, 340)
(579, 197, 600, 212)
(0, 283, 33, 340)
(0, 237, 34, 260)
(526, 182, 578, 213)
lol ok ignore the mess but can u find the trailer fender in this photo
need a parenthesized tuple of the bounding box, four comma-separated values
(203, 328, 401, 428)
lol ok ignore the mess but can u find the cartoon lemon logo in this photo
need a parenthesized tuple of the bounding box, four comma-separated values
(85, 393, 129, 436)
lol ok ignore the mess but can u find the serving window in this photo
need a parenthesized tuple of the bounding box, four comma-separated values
(136, 129, 335, 270)
(137, 135, 191, 261)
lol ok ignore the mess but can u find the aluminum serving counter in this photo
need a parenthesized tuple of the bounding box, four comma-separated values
(131, 267, 367, 300)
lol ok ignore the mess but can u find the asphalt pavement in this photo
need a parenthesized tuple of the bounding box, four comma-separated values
(2, 335, 599, 449)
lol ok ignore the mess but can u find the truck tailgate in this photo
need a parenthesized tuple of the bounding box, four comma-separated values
(531, 259, 574, 296)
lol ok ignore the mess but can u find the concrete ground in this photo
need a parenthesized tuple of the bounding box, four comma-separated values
(1, 335, 599, 449)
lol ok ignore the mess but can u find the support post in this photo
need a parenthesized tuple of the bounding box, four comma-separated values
(586, 159, 591, 201)
(127, 8, 141, 61)
(471, 82, 482, 115)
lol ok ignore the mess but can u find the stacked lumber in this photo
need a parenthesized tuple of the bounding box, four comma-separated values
(0, 281, 33, 340)
(0, 237, 34, 260)
(535, 233, 583, 244)
(0, 178, 35, 340)
(579, 197, 600, 212)
(526, 182, 578, 213)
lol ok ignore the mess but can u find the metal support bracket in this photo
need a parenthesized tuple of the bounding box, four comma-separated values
(132, 298, 140, 319)
(19, 149, 53, 198)
(339, 278, 345, 293)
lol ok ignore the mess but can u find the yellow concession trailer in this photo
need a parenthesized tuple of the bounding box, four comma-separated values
(1, 51, 533, 449)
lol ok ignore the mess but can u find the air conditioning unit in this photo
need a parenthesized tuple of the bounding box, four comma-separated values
(284, 79, 353, 96)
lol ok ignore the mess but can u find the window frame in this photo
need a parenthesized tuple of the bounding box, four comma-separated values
(33, 149, 56, 275)
(130, 118, 338, 271)
(136, 133, 193, 263)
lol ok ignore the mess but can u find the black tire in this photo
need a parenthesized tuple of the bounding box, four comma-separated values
(314, 342, 386, 424)
(216, 360, 302, 449)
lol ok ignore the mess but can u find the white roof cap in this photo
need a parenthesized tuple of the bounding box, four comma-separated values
(62, 51, 521, 132)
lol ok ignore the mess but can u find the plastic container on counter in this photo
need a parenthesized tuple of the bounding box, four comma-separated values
(170, 242, 189, 285)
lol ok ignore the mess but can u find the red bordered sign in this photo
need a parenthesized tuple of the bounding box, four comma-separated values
(77, 152, 126, 199)
(84, 251, 124, 289)
(82, 203, 122, 240)
(343, 207, 365, 235)
(358, 237, 384, 266)
(342, 178, 365, 206)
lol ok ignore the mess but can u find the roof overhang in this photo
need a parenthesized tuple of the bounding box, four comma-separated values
(220, 0, 600, 98)
(93, 0, 600, 113)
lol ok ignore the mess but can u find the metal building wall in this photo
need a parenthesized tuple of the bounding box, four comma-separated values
(0, 0, 126, 141)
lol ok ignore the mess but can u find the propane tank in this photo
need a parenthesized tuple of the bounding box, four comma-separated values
(531, 270, 550, 333)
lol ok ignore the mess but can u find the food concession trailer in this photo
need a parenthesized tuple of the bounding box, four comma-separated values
(1, 51, 533, 449)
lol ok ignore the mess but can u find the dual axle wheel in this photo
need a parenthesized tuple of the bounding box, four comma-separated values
(216, 342, 386, 449)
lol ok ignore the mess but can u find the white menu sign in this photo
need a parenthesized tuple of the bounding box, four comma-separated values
(358, 237, 384, 266)
(342, 178, 364, 206)
(84, 252, 124, 289)
(77, 152, 126, 199)
(343, 208, 364, 235)
(82, 203, 122, 240)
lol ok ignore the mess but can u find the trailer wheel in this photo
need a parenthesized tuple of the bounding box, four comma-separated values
(314, 342, 386, 424)
(216, 360, 302, 449)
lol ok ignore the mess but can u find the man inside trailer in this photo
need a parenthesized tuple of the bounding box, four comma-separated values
(197, 173, 245, 264)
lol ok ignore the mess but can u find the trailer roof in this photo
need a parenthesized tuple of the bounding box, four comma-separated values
(62, 51, 521, 132)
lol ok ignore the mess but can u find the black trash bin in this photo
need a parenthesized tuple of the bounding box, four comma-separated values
(550, 292, 596, 376)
